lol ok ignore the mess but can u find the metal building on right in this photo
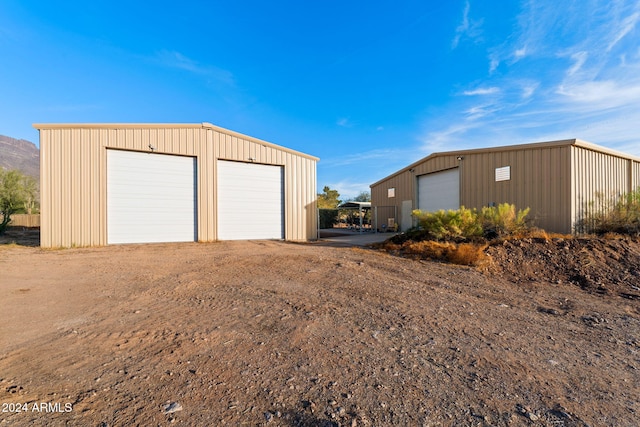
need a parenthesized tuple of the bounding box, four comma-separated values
(370, 139, 640, 234)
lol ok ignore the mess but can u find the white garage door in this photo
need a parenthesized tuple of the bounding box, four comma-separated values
(417, 168, 460, 212)
(107, 150, 197, 244)
(217, 160, 284, 240)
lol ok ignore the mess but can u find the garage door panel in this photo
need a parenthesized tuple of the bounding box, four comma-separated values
(418, 168, 460, 212)
(107, 150, 197, 244)
(217, 161, 284, 240)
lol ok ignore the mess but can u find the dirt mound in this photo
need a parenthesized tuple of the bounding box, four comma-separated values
(485, 236, 640, 303)
(376, 231, 640, 305)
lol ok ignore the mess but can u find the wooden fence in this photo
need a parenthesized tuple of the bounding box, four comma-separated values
(9, 214, 41, 227)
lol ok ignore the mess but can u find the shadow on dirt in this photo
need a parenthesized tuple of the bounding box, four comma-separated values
(0, 227, 40, 247)
(263, 409, 340, 427)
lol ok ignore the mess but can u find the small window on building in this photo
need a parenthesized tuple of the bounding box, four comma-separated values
(388, 187, 396, 198)
(495, 166, 510, 182)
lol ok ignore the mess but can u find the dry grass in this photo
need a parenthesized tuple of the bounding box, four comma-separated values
(374, 227, 581, 267)
(393, 240, 488, 266)
(405, 240, 454, 258)
(448, 242, 488, 266)
(492, 228, 573, 243)
(0, 242, 20, 250)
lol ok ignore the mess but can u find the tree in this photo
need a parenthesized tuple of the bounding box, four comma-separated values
(317, 186, 341, 209)
(352, 191, 371, 202)
(317, 186, 341, 228)
(0, 169, 38, 235)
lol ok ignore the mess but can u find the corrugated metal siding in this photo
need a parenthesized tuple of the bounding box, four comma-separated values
(37, 123, 317, 247)
(371, 140, 640, 234)
(460, 145, 572, 233)
(371, 144, 573, 233)
(633, 160, 640, 189)
(370, 156, 460, 230)
(571, 146, 635, 232)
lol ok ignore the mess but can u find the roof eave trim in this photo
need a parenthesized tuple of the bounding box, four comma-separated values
(370, 138, 640, 187)
(32, 122, 319, 161)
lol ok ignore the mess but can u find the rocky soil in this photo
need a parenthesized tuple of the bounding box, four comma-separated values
(485, 236, 640, 303)
(0, 230, 638, 426)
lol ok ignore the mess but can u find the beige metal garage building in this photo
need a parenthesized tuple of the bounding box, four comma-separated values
(35, 123, 318, 247)
(371, 139, 640, 234)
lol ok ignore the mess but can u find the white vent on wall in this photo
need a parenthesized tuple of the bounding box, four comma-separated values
(495, 166, 511, 182)
(388, 187, 396, 198)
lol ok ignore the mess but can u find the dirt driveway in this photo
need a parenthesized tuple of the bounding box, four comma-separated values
(0, 239, 638, 426)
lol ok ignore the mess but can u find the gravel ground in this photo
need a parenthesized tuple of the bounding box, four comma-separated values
(0, 233, 638, 426)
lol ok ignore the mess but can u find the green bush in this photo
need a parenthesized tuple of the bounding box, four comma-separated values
(479, 203, 530, 237)
(411, 203, 530, 241)
(411, 206, 483, 240)
(0, 169, 38, 235)
(319, 209, 339, 229)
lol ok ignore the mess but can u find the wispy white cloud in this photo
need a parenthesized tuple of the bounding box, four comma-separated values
(420, 121, 482, 152)
(464, 104, 501, 120)
(607, 11, 639, 51)
(514, 47, 527, 59)
(566, 51, 588, 76)
(337, 117, 353, 128)
(463, 87, 500, 96)
(452, 1, 484, 49)
(487, 0, 573, 70)
(488, 55, 500, 73)
(323, 148, 406, 168)
(451, 1, 470, 49)
(320, 148, 425, 198)
(326, 180, 372, 201)
(520, 82, 539, 99)
(422, 0, 640, 157)
(556, 79, 640, 108)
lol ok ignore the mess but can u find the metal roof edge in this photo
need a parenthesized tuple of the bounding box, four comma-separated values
(200, 122, 319, 161)
(370, 152, 440, 187)
(32, 122, 319, 162)
(572, 139, 640, 162)
(370, 138, 639, 188)
(33, 123, 205, 130)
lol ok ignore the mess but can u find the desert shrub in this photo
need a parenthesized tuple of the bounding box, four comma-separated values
(393, 204, 530, 266)
(411, 209, 446, 239)
(412, 204, 529, 240)
(479, 203, 530, 237)
(318, 209, 339, 229)
(411, 206, 483, 240)
(579, 188, 640, 235)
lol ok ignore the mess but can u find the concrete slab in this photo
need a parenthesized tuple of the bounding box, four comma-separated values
(316, 229, 397, 247)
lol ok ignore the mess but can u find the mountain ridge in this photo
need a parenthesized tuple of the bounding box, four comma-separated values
(0, 135, 40, 179)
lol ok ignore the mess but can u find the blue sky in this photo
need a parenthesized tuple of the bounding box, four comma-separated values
(1, 1, 639, 200)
